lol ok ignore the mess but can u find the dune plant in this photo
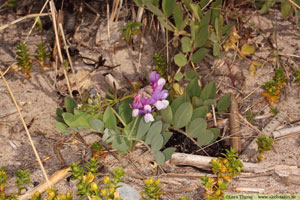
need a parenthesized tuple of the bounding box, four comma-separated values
(54, 70, 231, 165)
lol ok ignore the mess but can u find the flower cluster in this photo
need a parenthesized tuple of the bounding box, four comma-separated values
(131, 71, 169, 123)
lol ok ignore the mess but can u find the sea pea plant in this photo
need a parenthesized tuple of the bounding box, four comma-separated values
(54, 71, 231, 164)
(133, 0, 232, 69)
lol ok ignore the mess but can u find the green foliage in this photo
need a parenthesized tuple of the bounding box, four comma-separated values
(119, 21, 143, 43)
(15, 170, 31, 194)
(256, 135, 274, 162)
(262, 68, 287, 105)
(201, 148, 243, 200)
(140, 177, 163, 200)
(16, 43, 32, 79)
(34, 42, 50, 72)
(295, 68, 300, 85)
(6, 0, 17, 7)
(169, 75, 230, 147)
(135, 0, 232, 68)
(258, 0, 295, 17)
(153, 53, 167, 77)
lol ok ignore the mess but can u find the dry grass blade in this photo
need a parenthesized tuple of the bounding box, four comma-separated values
(0, 13, 49, 31)
(49, 0, 72, 97)
(0, 71, 50, 188)
(24, 0, 50, 43)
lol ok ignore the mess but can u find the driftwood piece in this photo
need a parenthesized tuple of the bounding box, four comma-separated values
(170, 153, 264, 173)
(240, 111, 287, 162)
(229, 95, 241, 153)
(272, 126, 300, 138)
(18, 167, 71, 200)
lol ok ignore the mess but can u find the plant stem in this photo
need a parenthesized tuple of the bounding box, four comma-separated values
(129, 116, 139, 137)
(110, 107, 127, 127)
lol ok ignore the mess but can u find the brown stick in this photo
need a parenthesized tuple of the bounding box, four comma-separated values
(229, 94, 241, 153)
(170, 152, 263, 173)
(18, 167, 71, 200)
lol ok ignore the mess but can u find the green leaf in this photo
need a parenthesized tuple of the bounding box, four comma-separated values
(186, 78, 201, 98)
(191, 106, 208, 121)
(162, 131, 173, 145)
(211, 0, 222, 26)
(103, 107, 117, 130)
(160, 105, 173, 124)
(200, 82, 216, 100)
(89, 119, 104, 132)
(162, 0, 175, 18)
(54, 122, 69, 133)
(163, 147, 176, 161)
(185, 70, 199, 81)
(137, 118, 152, 139)
(112, 136, 130, 152)
(151, 134, 164, 153)
(118, 98, 133, 124)
(144, 0, 164, 17)
(145, 120, 163, 144)
(62, 113, 90, 128)
(64, 97, 77, 113)
(190, 3, 201, 20)
(174, 4, 183, 30)
(192, 96, 203, 108)
(174, 54, 187, 67)
(56, 108, 63, 118)
(203, 99, 217, 107)
(209, 128, 220, 141)
(259, 0, 275, 15)
(174, 72, 183, 81)
(197, 129, 214, 146)
(154, 151, 165, 165)
(217, 93, 231, 112)
(194, 25, 208, 48)
(181, 37, 192, 53)
(213, 42, 220, 57)
(133, 0, 143, 6)
(171, 95, 185, 114)
(281, 0, 293, 18)
(191, 48, 208, 63)
(187, 118, 207, 138)
(174, 102, 193, 129)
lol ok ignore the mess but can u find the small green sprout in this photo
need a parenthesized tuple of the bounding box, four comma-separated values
(256, 135, 274, 162)
(15, 170, 31, 194)
(119, 21, 143, 43)
(34, 42, 50, 72)
(16, 43, 33, 79)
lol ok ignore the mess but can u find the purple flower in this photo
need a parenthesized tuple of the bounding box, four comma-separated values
(130, 71, 169, 123)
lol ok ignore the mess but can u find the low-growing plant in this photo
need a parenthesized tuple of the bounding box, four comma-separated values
(16, 43, 33, 79)
(256, 135, 274, 162)
(140, 177, 163, 200)
(54, 70, 231, 165)
(133, 0, 232, 68)
(34, 42, 50, 73)
(201, 148, 243, 200)
(262, 68, 287, 105)
(119, 21, 143, 43)
(0, 167, 31, 200)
